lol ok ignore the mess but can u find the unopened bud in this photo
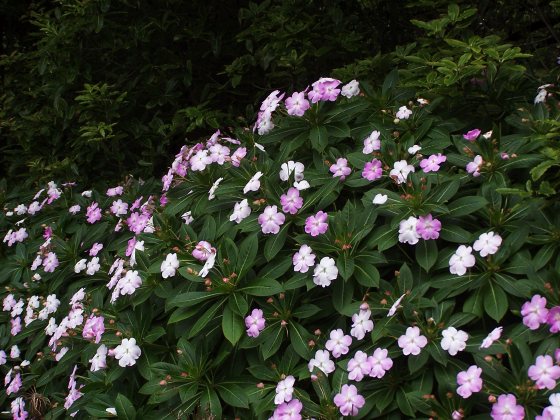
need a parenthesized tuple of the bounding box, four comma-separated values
(181, 372, 188, 377)
(308, 340, 315, 347)
(281, 320, 288, 327)
(115, 331, 122, 337)
(256, 382, 265, 389)
(314, 329, 321, 336)
(311, 374, 318, 382)
(279, 293, 285, 300)
(488, 395, 496, 403)
(360, 302, 369, 311)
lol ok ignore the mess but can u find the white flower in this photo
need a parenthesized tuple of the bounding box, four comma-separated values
(27, 201, 42, 215)
(279, 161, 305, 182)
(199, 250, 217, 277)
(293, 180, 310, 190)
(341, 80, 360, 98)
(86, 257, 101, 275)
(10, 345, 20, 358)
(243, 171, 263, 194)
(45, 318, 58, 336)
(161, 253, 180, 279)
(14, 204, 27, 215)
(480, 326, 503, 349)
(473, 232, 502, 257)
(398, 216, 420, 245)
(363, 130, 381, 154)
(74, 259, 87, 273)
(106, 408, 117, 416)
(372, 194, 388, 205)
(55, 347, 69, 361)
(390, 160, 415, 184)
(69, 205, 81, 214)
(449, 245, 476, 276)
(308, 349, 335, 375)
(118, 270, 142, 296)
(408, 144, 422, 154)
(114, 338, 141, 367)
(535, 89, 547, 104)
(440, 327, 468, 356)
(387, 293, 406, 317)
(312, 257, 338, 287)
(350, 309, 374, 340)
(254, 142, 266, 152)
(181, 211, 194, 225)
(129, 240, 144, 268)
(274, 375, 295, 404)
(45, 294, 60, 313)
(325, 328, 352, 358)
(90, 344, 107, 372)
(396, 106, 412, 120)
(208, 177, 223, 200)
(190, 150, 212, 172)
(81, 190, 92, 198)
(482, 130, 493, 139)
(230, 199, 251, 223)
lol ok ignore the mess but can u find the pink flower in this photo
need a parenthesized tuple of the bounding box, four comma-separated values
(126, 211, 150, 234)
(330, 158, 351, 180)
(463, 129, 481, 141)
(280, 188, 303, 215)
(528, 355, 560, 390)
(398, 326, 428, 356)
(466, 155, 483, 177)
(292, 245, 316, 273)
(363, 131, 381, 154)
(308, 349, 335, 375)
(258, 205, 285, 234)
(473, 232, 502, 257)
(275, 375, 295, 404)
(350, 309, 374, 340)
(480, 326, 503, 349)
(6, 372, 22, 395)
(347, 351, 372, 381)
(333, 384, 365, 416)
(491, 394, 525, 420)
(110, 199, 128, 216)
(521, 295, 548, 330)
(11, 397, 28, 420)
(305, 211, 328, 236)
(368, 348, 393, 378)
(192, 241, 215, 262)
(285, 91, 310, 116)
(190, 150, 212, 171)
(308, 77, 341, 103)
(449, 245, 476, 276)
(546, 307, 560, 333)
(43, 226, 53, 239)
(325, 329, 352, 358)
(245, 309, 265, 338)
(208, 144, 230, 164)
(456, 365, 483, 398)
(43, 252, 59, 273)
(231, 147, 247, 167)
(11, 317, 21, 336)
(86, 202, 102, 224)
(270, 399, 302, 420)
(362, 159, 383, 181)
(416, 214, 441, 240)
(89, 242, 103, 256)
(106, 186, 123, 196)
(82, 315, 105, 344)
(420, 153, 447, 173)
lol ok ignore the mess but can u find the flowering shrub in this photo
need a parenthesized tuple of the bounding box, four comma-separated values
(1, 73, 560, 419)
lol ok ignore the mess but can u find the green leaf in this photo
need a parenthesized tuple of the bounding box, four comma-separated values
(484, 282, 508, 322)
(200, 386, 222, 420)
(261, 323, 285, 359)
(439, 224, 471, 243)
(115, 393, 136, 420)
(332, 278, 354, 315)
(310, 126, 328, 152)
(216, 383, 249, 408)
(430, 179, 460, 204)
(446, 196, 488, 216)
(236, 232, 259, 278)
(264, 223, 289, 261)
(222, 305, 244, 345)
(337, 253, 355, 280)
(241, 277, 283, 296)
(168, 291, 224, 308)
(189, 300, 225, 338)
(289, 322, 312, 359)
(353, 263, 380, 287)
(367, 224, 397, 251)
(228, 293, 249, 316)
(397, 262, 413, 293)
(415, 240, 438, 272)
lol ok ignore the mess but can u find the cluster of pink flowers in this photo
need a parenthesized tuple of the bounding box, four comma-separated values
(521, 294, 560, 333)
(398, 213, 442, 244)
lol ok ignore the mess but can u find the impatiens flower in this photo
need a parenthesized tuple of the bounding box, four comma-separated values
(528, 355, 560, 390)
(285, 91, 310, 116)
(399, 216, 420, 245)
(0, 350, 6, 365)
(90, 344, 107, 372)
(333, 384, 365, 417)
(208, 177, 223, 200)
(14, 204, 27, 215)
(199, 250, 216, 277)
(449, 245, 476, 276)
(547, 307, 560, 333)
(275, 375, 295, 404)
(350, 309, 374, 340)
(258, 205, 285, 234)
(396, 105, 412, 120)
(408, 144, 422, 154)
(27, 201, 42, 215)
(535, 88, 547, 104)
(363, 131, 381, 154)
(279, 161, 305, 182)
(244, 171, 263, 194)
(398, 326, 428, 356)
(190, 150, 212, 171)
(161, 253, 180, 278)
(6, 372, 22, 395)
(230, 199, 251, 223)
(390, 160, 415, 184)
(521, 295, 548, 330)
(456, 365, 483, 398)
(329, 158, 351, 180)
(293, 180, 310, 190)
(270, 399, 303, 420)
(308, 77, 341, 103)
(387, 293, 406, 317)
(463, 129, 481, 141)
(208, 144, 230, 164)
(347, 350, 372, 381)
(441, 327, 469, 356)
(74, 259, 87, 274)
(181, 211, 194, 225)
(473, 232, 502, 257)
(305, 211, 328, 236)
(537, 393, 560, 419)
(114, 337, 141, 367)
(86, 202, 102, 224)
(192, 241, 215, 262)
(362, 159, 383, 181)
(118, 270, 142, 296)
(86, 257, 100, 275)
(82, 315, 105, 343)
(65, 365, 83, 415)
(260, 89, 284, 112)
(292, 245, 316, 273)
(480, 326, 503, 349)
(308, 349, 335, 375)
(11, 397, 28, 420)
(89, 242, 103, 256)
(280, 188, 303, 214)
(230, 147, 247, 167)
(313, 257, 338, 287)
(43, 252, 59, 273)
(420, 153, 447, 173)
(366, 348, 393, 379)
(416, 214, 441, 240)
(106, 186, 123, 196)
(69, 204, 81, 214)
(341, 80, 360, 98)
(325, 329, 352, 358)
(372, 193, 388, 205)
(245, 308, 266, 338)
(466, 155, 483, 177)
(491, 394, 525, 420)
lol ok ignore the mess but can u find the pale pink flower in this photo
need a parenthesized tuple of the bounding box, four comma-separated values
(333, 384, 365, 416)
(368, 348, 393, 378)
(398, 326, 428, 356)
(325, 329, 352, 358)
(456, 365, 483, 398)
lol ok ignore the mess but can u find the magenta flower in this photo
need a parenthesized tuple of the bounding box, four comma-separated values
(368, 348, 393, 378)
(420, 153, 447, 173)
(456, 365, 483, 398)
(463, 129, 481, 141)
(280, 188, 304, 215)
(86, 202, 102, 224)
(330, 158, 351, 180)
(333, 384, 365, 416)
(285, 91, 310, 117)
(82, 315, 105, 344)
(398, 326, 428, 356)
(528, 355, 560, 390)
(305, 211, 328, 236)
(521, 295, 548, 330)
(466, 155, 483, 177)
(491, 394, 525, 420)
(245, 309, 265, 338)
(325, 329, 352, 358)
(292, 245, 316, 273)
(415, 214, 441, 240)
(258, 205, 286, 234)
(547, 307, 560, 333)
(308, 77, 341, 103)
(192, 241, 215, 262)
(362, 159, 383, 181)
(127, 211, 150, 234)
